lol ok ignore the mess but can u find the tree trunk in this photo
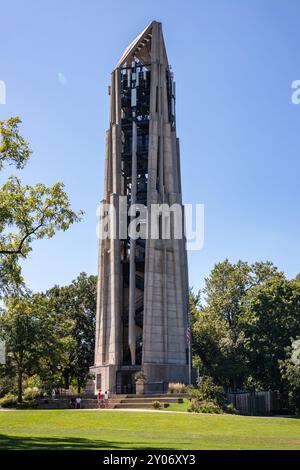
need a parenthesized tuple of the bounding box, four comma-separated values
(63, 371, 70, 390)
(77, 377, 81, 394)
(17, 368, 23, 403)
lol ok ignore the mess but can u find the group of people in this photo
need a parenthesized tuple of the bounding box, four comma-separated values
(97, 389, 110, 408)
(70, 396, 82, 409)
(50, 388, 110, 409)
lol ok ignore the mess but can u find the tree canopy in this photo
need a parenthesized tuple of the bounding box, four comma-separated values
(191, 259, 299, 393)
(0, 273, 96, 401)
(0, 117, 82, 297)
(45, 273, 97, 392)
(0, 294, 75, 402)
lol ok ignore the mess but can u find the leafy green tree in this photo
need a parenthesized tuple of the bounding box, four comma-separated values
(241, 278, 300, 391)
(204, 260, 280, 328)
(0, 117, 82, 297)
(192, 307, 247, 389)
(33, 297, 75, 393)
(0, 256, 23, 300)
(280, 339, 300, 413)
(0, 117, 31, 170)
(192, 260, 281, 390)
(46, 273, 97, 392)
(189, 288, 201, 322)
(295, 273, 300, 283)
(0, 296, 38, 402)
(0, 294, 75, 402)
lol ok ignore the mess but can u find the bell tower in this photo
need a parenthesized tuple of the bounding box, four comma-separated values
(90, 21, 190, 394)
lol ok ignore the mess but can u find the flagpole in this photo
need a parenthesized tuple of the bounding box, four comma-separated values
(187, 315, 192, 385)
(188, 342, 192, 385)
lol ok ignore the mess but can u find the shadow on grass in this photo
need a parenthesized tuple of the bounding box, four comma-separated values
(0, 434, 171, 451)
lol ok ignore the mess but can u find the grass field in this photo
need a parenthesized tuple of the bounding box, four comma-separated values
(0, 410, 300, 450)
(165, 399, 189, 412)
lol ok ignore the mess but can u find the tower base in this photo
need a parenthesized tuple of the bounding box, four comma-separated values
(143, 363, 189, 392)
(89, 363, 189, 395)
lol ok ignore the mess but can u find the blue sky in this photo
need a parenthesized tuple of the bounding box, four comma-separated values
(1, 0, 300, 293)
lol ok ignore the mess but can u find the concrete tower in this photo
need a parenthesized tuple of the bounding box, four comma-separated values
(90, 21, 190, 394)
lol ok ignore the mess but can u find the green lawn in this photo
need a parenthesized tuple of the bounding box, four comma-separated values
(0, 410, 300, 450)
(165, 399, 189, 412)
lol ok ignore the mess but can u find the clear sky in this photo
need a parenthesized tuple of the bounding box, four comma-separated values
(1, 0, 300, 293)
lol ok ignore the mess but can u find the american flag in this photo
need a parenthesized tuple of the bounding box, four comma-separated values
(186, 326, 191, 345)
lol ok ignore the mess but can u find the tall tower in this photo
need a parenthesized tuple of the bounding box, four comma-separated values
(91, 21, 190, 394)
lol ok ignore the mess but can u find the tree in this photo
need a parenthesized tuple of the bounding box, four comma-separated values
(189, 288, 201, 324)
(0, 117, 82, 297)
(0, 255, 23, 300)
(280, 339, 300, 413)
(0, 273, 96, 400)
(241, 278, 300, 391)
(295, 273, 300, 283)
(0, 294, 74, 402)
(204, 260, 280, 328)
(0, 117, 31, 170)
(0, 296, 40, 402)
(191, 260, 282, 390)
(69, 273, 97, 392)
(46, 273, 97, 392)
(192, 307, 247, 389)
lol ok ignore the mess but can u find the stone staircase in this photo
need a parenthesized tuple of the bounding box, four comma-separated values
(113, 395, 183, 409)
(37, 395, 125, 410)
(37, 394, 183, 410)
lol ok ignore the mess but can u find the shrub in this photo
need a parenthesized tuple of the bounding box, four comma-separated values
(23, 387, 40, 401)
(23, 375, 42, 390)
(168, 383, 187, 394)
(163, 403, 170, 408)
(188, 377, 225, 406)
(187, 399, 223, 414)
(224, 403, 238, 414)
(16, 401, 38, 409)
(152, 400, 161, 409)
(0, 393, 18, 408)
(135, 371, 147, 383)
